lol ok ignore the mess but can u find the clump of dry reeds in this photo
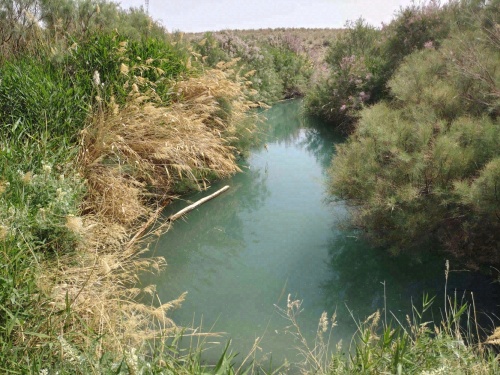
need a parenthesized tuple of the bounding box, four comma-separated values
(81, 61, 255, 225)
(38, 57, 257, 359)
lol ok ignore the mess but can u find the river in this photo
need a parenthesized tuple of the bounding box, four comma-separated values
(141, 100, 500, 369)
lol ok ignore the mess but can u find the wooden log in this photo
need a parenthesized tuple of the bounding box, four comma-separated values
(168, 185, 230, 222)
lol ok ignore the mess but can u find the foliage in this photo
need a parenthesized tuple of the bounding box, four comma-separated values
(279, 263, 500, 374)
(58, 32, 188, 106)
(191, 30, 312, 103)
(305, 19, 381, 129)
(0, 0, 260, 373)
(330, 1, 500, 259)
(0, 57, 88, 142)
(0, 0, 175, 59)
(305, 1, 454, 128)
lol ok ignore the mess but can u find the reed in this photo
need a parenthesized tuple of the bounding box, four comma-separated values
(0, 5, 259, 369)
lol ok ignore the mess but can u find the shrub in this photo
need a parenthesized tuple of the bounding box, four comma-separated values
(330, 7, 500, 258)
(380, 1, 450, 77)
(268, 44, 311, 98)
(305, 19, 379, 129)
(305, 2, 455, 128)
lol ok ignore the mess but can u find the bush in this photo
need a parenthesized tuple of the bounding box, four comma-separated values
(330, 6, 500, 258)
(305, 2, 454, 128)
(305, 19, 379, 129)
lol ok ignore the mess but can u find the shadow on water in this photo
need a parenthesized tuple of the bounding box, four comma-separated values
(300, 114, 345, 170)
(321, 232, 500, 338)
(141, 99, 500, 370)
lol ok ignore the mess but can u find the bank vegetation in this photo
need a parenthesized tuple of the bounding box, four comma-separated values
(306, 0, 500, 265)
(0, 0, 264, 372)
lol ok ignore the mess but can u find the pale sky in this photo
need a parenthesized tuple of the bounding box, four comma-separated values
(117, 0, 430, 32)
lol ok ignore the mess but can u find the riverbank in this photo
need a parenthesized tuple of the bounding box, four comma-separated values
(0, 4, 262, 371)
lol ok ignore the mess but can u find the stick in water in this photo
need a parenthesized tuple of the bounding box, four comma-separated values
(168, 185, 230, 222)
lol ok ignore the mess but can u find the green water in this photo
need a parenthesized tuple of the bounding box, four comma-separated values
(143, 100, 499, 367)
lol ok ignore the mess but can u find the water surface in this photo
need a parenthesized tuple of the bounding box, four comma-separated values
(143, 100, 500, 366)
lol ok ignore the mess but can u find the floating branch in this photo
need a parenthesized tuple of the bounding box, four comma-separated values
(168, 185, 230, 222)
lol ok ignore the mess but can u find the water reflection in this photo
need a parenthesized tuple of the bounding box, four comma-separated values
(260, 100, 303, 145)
(321, 233, 500, 334)
(147, 161, 270, 295)
(300, 115, 344, 170)
(321, 234, 442, 327)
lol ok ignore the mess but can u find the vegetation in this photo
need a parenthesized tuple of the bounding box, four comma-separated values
(327, 0, 500, 262)
(1, 0, 499, 373)
(279, 283, 500, 374)
(305, 1, 452, 129)
(300, 1, 500, 371)
(188, 29, 315, 103)
(0, 0, 260, 373)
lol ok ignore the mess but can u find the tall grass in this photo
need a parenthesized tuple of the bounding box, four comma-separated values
(277, 265, 500, 374)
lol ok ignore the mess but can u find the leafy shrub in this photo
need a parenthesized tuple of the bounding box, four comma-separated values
(380, 1, 450, 78)
(267, 35, 312, 98)
(388, 48, 462, 120)
(306, 2, 454, 128)
(305, 19, 385, 128)
(330, 9, 500, 258)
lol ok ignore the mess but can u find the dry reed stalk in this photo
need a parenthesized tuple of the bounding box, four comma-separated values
(36, 63, 255, 357)
(35, 214, 183, 353)
(80, 65, 253, 224)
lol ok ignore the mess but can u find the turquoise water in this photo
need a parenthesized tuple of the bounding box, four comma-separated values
(142, 100, 499, 367)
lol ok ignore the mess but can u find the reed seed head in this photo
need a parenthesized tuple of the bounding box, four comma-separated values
(65, 215, 83, 234)
(22, 171, 33, 184)
(0, 225, 8, 240)
(319, 311, 328, 333)
(93, 70, 101, 86)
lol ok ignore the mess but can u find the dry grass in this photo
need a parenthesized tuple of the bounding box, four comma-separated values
(36, 60, 257, 358)
(80, 62, 254, 225)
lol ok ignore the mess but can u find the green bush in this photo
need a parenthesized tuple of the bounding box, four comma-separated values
(305, 19, 379, 129)
(379, 1, 450, 78)
(330, 6, 500, 257)
(267, 38, 312, 98)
